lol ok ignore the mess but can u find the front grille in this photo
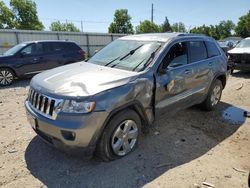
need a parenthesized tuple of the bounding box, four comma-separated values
(28, 88, 62, 120)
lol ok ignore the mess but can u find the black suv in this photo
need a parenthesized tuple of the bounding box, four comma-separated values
(0, 40, 85, 86)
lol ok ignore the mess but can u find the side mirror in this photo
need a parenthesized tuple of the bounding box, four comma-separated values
(19, 51, 27, 58)
(158, 67, 167, 74)
(94, 50, 99, 54)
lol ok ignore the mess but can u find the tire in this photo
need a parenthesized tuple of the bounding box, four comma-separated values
(95, 109, 141, 161)
(0, 68, 15, 86)
(202, 79, 223, 111)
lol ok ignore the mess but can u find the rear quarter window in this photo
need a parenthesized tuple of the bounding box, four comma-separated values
(205, 41, 221, 58)
(189, 41, 207, 63)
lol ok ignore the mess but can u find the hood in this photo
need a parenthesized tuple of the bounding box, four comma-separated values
(0, 54, 13, 61)
(228, 47, 250, 54)
(31, 62, 139, 97)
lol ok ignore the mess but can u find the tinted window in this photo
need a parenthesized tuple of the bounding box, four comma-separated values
(66, 43, 81, 51)
(21, 43, 44, 55)
(162, 42, 188, 69)
(205, 41, 220, 58)
(189, 41, 207, 63)
(52, 42, 65, 52)
(42, 43, 53, 54)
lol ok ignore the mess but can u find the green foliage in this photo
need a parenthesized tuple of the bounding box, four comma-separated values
(160, 16, 172, 32)
(10, 0, 44, 30)
(0, 1, 15, 29)
(136, 20, 160, 33)
(171, 22, 186, 32)
(50, 21, 80, 32)
(235, 11, 250, 38)
(190, 20, 235, 40)
(108, 9, 134, 34)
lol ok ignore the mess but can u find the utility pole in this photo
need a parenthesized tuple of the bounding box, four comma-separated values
(81, 21, 83, 32)
(151, 3, 154, 23)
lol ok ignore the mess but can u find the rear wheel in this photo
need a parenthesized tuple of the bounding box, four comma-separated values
(0, 68, 15, 86)
(202, 79, 223, 111)
(95, 109, 141, 161)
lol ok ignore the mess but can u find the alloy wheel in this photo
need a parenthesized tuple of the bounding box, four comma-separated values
(111, 120, 138, 156)
(211, 85, 221, 106)
(0, 70, 14, 86)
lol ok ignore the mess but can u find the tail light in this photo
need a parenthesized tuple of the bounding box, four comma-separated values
(79, 50, 85, 58)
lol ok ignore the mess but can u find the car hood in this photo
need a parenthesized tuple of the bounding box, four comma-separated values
(30, 62, 139, 97)
(228, 47, 250, 54)
(0, 54, 13, 61)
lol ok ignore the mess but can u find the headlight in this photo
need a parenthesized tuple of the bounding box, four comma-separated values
(62, 100, 95, 113)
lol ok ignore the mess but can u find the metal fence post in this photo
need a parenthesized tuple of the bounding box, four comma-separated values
(57, 32, 60, 40)
(15, 31, 19, 44)
(86, 33, 90, 58)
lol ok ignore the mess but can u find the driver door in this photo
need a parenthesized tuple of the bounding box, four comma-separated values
(155, 41, 197, 118)
(16, 43, 45, 76)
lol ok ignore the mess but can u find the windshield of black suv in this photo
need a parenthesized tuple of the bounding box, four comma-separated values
(89, 40, 162, 72)
(3, 43, 28, 56)
(236, 39, 250, 48)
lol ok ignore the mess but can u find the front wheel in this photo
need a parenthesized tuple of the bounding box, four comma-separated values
(0, 68, 15, 86)
(202, 79, 223, 111)
(95, 109, 141, 161)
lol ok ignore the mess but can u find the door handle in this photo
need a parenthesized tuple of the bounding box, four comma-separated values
(33, 57, 42, 62)
(208, 62, 213, 66)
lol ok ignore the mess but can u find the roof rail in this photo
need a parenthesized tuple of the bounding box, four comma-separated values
(178, 33, 206, 37)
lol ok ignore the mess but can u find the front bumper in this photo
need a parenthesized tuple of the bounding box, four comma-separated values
(25, 100, 108, 157)
(232, 63, 250, 71)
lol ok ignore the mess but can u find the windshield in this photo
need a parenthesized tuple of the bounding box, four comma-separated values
(89, 40, 162, 72)
(236, 39, 250, 48)
(3, 43, 27, 56)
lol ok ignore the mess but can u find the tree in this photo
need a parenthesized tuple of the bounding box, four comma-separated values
(0, 1, 15, 29)
(217, 20, 235, 39)
(171, 22, 186, 32)
(190, 20, 235, 40)
(10, 0, 44, 30)
(136, 20, 160, 33)
(50, 21, 80, 32)
(160, 16, 172, 32)
(108, 9, 134, 34)
(235, 11, 250, 38)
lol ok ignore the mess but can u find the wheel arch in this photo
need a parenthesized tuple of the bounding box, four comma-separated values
(215, 73, 226, 89)
(90, 101, 150, 147)
(0, 66, 17, 77)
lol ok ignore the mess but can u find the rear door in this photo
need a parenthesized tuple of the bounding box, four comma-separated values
(186, 40, 212, 101)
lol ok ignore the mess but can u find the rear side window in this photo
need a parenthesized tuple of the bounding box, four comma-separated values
(205, 41, 221, 58)
(67, 43, 81, 51)
(189, 41, 207, 63)
(52, 42, 65, 52)
(42, 43, 53, 54)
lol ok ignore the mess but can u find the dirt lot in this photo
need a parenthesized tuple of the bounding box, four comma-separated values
(0, 71, 250, 188)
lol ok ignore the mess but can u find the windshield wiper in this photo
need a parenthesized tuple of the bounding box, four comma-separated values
(132, 45, 162, 71)
(103, 44, 144, 67)
(119, 44, 144, 61)
(104, 56, 121, 66)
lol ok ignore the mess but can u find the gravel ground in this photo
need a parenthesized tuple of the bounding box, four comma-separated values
(0, 71, 250, 188)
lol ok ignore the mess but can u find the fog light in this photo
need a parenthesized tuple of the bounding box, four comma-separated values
(61, 130, 76, 141)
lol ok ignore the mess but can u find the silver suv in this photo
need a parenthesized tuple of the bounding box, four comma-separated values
(25, 33, 228, 161)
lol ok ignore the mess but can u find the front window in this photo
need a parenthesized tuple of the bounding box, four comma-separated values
(3, 43, 27, 56)
(236, 39, 250, 48)
(89, 40, 162, 72)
